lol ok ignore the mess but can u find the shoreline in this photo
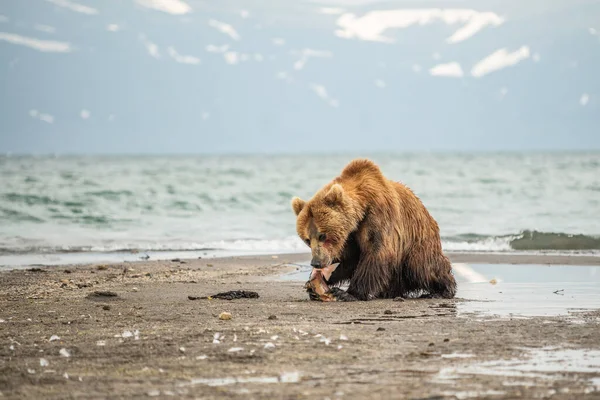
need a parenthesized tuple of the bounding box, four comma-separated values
(2, 251, 600, 271)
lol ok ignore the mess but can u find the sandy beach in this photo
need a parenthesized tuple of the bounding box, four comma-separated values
(1, 252, 600, 399)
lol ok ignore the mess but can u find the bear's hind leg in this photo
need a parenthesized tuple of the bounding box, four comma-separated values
(405, 249, 457, 299)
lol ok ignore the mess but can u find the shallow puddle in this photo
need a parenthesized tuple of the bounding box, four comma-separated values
(436, 346, 600, 394)
(282, 262, 600, 318)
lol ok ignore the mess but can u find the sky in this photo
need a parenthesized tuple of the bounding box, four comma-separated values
(0, 0, 599, 154)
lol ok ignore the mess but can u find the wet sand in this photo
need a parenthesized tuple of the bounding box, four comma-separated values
(1, 252, 600, 399)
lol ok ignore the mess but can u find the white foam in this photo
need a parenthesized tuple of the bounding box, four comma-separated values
(335, 9, 504, 44)
(442, 237, 513, 252)
(45, 0, 98, 15)
(429, 62, 464, 78)
(471, 46, 530, 78)
(0, 32, 72, 53)
(135, 0, 191, 15)
(208, 20, 240, 41)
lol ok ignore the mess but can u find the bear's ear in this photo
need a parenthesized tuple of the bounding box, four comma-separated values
(291, 197, 306, 216)
(324, 183, 344, 205)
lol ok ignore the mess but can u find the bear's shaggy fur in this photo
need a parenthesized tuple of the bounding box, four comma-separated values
(291, 158, 456, 301)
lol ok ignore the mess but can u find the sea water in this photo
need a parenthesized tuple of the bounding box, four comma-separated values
(0, 152, 598, 267)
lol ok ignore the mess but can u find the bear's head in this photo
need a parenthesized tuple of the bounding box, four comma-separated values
(291, 183, 359, 269)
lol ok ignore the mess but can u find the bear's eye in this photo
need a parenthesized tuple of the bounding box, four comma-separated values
(304, 238, 311, 246)
(318, 233, 326, 242)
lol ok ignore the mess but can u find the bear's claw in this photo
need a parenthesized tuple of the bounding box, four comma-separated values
(328, 287, 357, 302)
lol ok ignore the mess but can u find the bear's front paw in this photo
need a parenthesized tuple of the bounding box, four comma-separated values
(328, 287, 358, 302)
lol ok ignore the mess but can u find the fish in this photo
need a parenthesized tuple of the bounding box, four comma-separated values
(304, 263, 339, 302)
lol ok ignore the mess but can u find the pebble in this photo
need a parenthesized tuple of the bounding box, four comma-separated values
(376, 327, 385, 331)
(268, 315, 277, 320)
(102, 305, 111, 311)
(132, 287, 139, 292)
(219, 312, 232, 320)
(384, 310, 393, 315)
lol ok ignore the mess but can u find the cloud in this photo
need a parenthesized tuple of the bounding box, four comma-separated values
(29, 109, 54, 124)
(223, 52, 239, 65)
(291, 48, 332, 70)
(135, 0, 191, 15)
(45, 0, 98, 15)
(471, 46, 530, 78)
(208, 20, 240, 41)
(106, 24, 120, 32)
(374, 79, 386, 88)
(139, 35, 160, 58)
(335, 9, 504, 44)
(580, 93, 590, 106)
(80, 109, 90, 119)
(0, 32, 72, 53)
(429, 62, 464, 78)
(167, 46, 200, 65)
(319, 8, 345, 15)
(205, 44, 229, 53)
(34, 24, 56, 34)
(310, 83, 339, 108)
(271, 38, 285, 46)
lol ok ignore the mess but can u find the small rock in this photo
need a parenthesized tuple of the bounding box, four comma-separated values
(59, 348, 71, 358)
(64, 269, 72, 274)
(179, 347, 185, 353)
(207, 264, 214, 267)
(49, 335, 60, 342)
(147, 390, 160, 397)
(428, 342, 435, 347)
(39, 358, 49, 367)
(102, 305, 111, 311)
(171, 258, 181, 262)
(443, 338, 450, 342)
(228, 347, 244, 353)
(96, 340, 106, 346)
(376, 327, 385, 332)
(264, 342, 275, 350)
(96, 265, 108, 271)
(384, 310, 393, 315)
(339, 334, 348, 341)
(268, 315, 277, 320)
(490, 278, 498, 285)
(219, 312, 232, 320)
(132, 287, 139, 292)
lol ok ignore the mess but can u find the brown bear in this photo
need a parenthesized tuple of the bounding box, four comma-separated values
(291, 158, 456, 301)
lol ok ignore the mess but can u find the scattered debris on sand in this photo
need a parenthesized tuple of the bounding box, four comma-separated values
(188, 290, 259, 300)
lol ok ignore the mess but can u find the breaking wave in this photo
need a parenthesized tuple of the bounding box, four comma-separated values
(1, 231, 599, 256)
